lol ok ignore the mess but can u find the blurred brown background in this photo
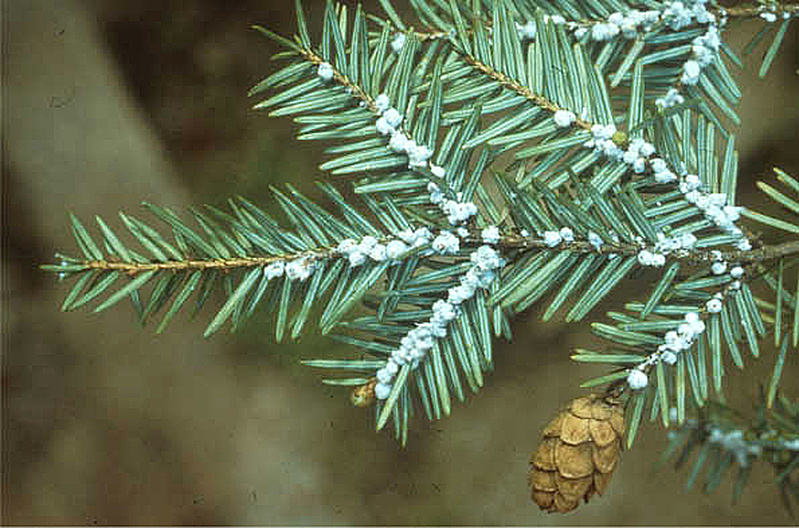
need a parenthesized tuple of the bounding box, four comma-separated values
(4, 0, 799, 524)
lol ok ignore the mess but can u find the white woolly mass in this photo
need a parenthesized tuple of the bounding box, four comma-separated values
(572, 7, 661, 43)
(724, 205, 742, 222)
(516, 21, 537, 41)
(647, 155, 681, 184)
(368, 244, 387, 262)
(627, 369, 648, 390)
(384, 108, 402, 128)
(348, 251, 366, 267)
(338, 235, 406, 268)
(427, 182, 443, 205)
(375, 93, 391, 113)
(608, 12, 624, 26)
(707, 428, 762, 467)
(663, 4, 692, 30)
(389, 131, 411, 152)
(391, 33, 406, 53)
(654, 232, 697, 255)
(375, 383, 391, 399)
(781, 439, 799, 451)
(580, 93, 752, 281)
(375, 244, 505, 399)
(681, 23, 721, 86)
(638, 140, 656, 157)
(680, 174, 703, 193)
(407, 143, 433, 167)
(662, 0, 716, 30)
(340, 227, 508, 399)
(558, 3, 757, 396)
(446, 285, 472, 306)
(570, 4, 722, 112)
(559, 227, 574, 243)
(430, 164, 446, 178)
(661, 351, 678, 365)
(657, 87, 685, 109)
(584, 124, 623, 160)
(591, 22, 620, 41)
(471, 245, 503, 271)
(637, 249, 666, 267)
(588, 231, 604, 250)
(649, 157, 665, 173)
(285, 257, 317, 281)
(398, 227, 433, 247)
(626, 309, 710, 377)
(317, 62, 334, 81)
(386, 240, 408, 260)
(654, 168, 677, 184)
(624, 138, 656, 175)
(681, 59, 701, 85)
(706, 297, 723, 313)
(360, 235, 378, 250)
(337, 239, 357, 253)
(683, 190, 745, 236)
(441, 198, 478, 225)
(684, 311, 700, 324)
(543, 230, 562, 247)
(693, 44, 714, 67)
(373, 94, 440, 172)
(663, 312, 706, 356)
(432, 299, 458, 325)
(263, 261, 285, 280)
(376, 116, 394, 136)
(711, 261, 727, 275)
(760, 11, 777, 23)
(482, 226, 500, 245)
(553, 109, 576, 128)
(311, 12, 754, 401)
(432, 231, 460, 255)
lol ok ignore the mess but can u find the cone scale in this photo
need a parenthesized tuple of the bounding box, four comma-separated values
(528, 394, 625, 513)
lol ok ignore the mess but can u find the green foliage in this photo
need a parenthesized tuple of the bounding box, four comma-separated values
(664, 394, 799, 516)
(42, 190, 413, 339)
(43, 0, 799, 510)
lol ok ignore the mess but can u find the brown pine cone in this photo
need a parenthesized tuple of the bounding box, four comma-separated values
(528, 394, 625, 513)
(350, 379, 377, 407)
